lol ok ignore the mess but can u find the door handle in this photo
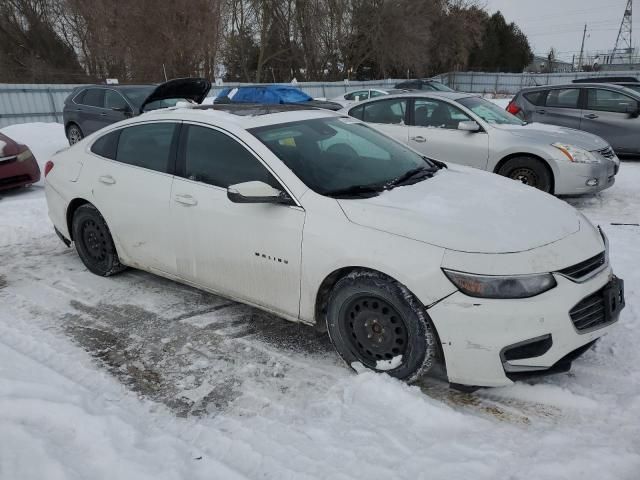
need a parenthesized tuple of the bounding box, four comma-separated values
(174, 194, 198, 206)
(536, 109, 546, 114)
(410, 136, 427, 143)
(98, 175, 116, 185)
(584, 113, 599, 119)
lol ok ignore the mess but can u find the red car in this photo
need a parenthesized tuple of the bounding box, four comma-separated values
(0, 132, 41, 191)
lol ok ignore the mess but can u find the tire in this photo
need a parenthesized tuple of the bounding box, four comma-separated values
(326, 271, 437, 382)
(67, 123, 84, 145)
(497, 156, 552, 193)
(72, 204, 126, 276)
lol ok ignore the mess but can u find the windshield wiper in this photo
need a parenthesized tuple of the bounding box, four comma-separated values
(385, 166, 437, 189)
(324, 184, 385, 198)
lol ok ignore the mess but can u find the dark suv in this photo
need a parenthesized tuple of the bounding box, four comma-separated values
(62, 78, 211, 145)
(508, 83, 640, 156)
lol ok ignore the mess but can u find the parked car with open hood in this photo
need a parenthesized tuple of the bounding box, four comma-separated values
(44, 103, 624, 388)
(0, 131, 41, 191)
(214, 85, 343, 111)
(508, 83, 640, 156)
(341, 92, 620, 194)
(63, 77, 211, 145)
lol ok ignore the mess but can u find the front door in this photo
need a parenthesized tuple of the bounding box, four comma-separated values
(407, 98, 489, 169)
(580, 88, 640, 155)
(170, 124, 305, 319)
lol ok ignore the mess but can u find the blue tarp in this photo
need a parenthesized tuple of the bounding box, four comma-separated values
(217, 85, 313, 104)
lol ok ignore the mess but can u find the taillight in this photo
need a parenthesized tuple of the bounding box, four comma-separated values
(44, 160, 54, 177)
(506, 101, 521, 116)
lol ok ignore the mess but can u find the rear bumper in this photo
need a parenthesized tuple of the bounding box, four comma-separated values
(428, 266, 622, 387)
(0, 155, 40, 190)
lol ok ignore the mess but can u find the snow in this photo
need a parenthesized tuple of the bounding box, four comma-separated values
(1, 122, 640, 479)
(376, 354, 403, 371)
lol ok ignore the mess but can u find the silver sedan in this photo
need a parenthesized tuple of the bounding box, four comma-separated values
(339, 92, 620, 195)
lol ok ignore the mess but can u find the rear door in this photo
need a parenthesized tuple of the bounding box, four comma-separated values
(539, 87, 583, 129)
(520, 90, 548, 123)
(85, 121, 178, 274)
(407, 98, 489, 169)
(170, 123, 304, 319)
(76, 88, 106, 135)
(348, 98, 409, 143)
(580, 88, 640, 154)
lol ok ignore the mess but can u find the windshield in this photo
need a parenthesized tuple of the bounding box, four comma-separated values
(250, 117, 436, 197)
(457, 97, 524, 125)
(622, 84, 640, 94)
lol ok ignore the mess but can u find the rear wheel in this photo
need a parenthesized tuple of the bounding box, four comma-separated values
(326, 271, 437, 382)
(72, 204, 126, 276)
(497, 156, 552, 193)
(67, 123, 84, 145)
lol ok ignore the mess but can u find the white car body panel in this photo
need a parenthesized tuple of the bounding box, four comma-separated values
(44, 105, 619, 387)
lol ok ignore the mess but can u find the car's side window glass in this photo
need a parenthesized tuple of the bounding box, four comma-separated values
(116, 123, 176, 173)
(369, 90, 385, 98)
(91, 130, 121, 160)
(413, 99, 471, 129)
(546, 88, 580, 108)
(82, 88, 105, 108)
(349, 105, 364, 120)
(73, 89, 86, 104)
(362, 99, 407, 124)
(523, 91, 547, 106)
(183, 125, 280, 189)
(104, 90, 128, 110)
(587, 89, 637, 113)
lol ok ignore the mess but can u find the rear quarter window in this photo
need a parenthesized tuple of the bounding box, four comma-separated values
(90, 130, 121, 160)
(523, 91, 547, 106)
(349, 105, 364, 120)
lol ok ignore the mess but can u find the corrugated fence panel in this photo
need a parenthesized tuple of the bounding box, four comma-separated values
(0, 80, 403, 128)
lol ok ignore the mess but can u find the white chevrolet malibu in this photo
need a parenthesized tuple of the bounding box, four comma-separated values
(44, 104, 625, 388)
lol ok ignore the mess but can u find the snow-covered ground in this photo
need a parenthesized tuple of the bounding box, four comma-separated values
(1, 122, 639, 480)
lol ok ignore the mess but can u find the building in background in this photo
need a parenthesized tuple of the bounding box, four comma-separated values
(524, 56, 573, 73)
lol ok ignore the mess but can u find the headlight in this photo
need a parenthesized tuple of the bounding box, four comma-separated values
(551, 143, 600, 164)
(442, 269, 557, 299)
(16, 148, 33, 162)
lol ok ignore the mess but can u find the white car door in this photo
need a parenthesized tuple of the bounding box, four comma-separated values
(349, 98, 409, 144)
(407, 98, 489, 169)
(170, 123, 305, 319)
(84, 121, 177, 274)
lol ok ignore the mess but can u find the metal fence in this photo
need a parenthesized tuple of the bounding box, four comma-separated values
(434, 70, 640, 95)
(0, 79, 402, 128)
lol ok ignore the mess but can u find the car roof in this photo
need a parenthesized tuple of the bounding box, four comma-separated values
(521, 82, 633, 91)
(140, 103, 340, 129)
(361, 91, 475, 101)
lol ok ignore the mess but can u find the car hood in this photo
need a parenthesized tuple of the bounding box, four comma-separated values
(140, 77, 211, 112)
(337, 166, 581, 254)
(494, 123, 608, 151)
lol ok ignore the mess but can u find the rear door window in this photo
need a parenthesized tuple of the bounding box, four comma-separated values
(546, 88, 580, 109)
(362, 99, 407, 124)
(182, 125, 280, 189)
(81, 88, 105, 108)
(116, 123, 176, 173)
(586, 89, 637, 113)
(523, 91, 547, 106)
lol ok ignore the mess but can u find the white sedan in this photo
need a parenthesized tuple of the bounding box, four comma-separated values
(331, 88, 407, 107)
(44, 104, 624, 388)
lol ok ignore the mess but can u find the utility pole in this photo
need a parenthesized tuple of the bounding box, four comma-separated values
(611, 0, 633, 64)
(577, 24, 587, 71)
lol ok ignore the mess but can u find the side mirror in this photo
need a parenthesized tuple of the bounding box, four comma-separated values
(458, 120, 481, 132)
(112, 106, 133, 116)
(227, 181, 293, 205)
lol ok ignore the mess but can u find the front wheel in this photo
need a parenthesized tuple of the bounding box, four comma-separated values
(326, 271, 437, 382)
(497, 157, 552, 193)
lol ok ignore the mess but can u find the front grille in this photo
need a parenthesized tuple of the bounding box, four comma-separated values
(558, 251, 606, 281)
(570, 288, 608, 331)
(595, 146, 615, 159)
(0, 174, 30, 187)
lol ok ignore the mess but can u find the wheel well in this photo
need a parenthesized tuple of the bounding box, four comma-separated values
(66, 198, 91, 240)
(65, 122, 80, 133)
(493, 153, 555, 194)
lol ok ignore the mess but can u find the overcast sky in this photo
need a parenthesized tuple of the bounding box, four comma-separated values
(482, 0, 637, 62)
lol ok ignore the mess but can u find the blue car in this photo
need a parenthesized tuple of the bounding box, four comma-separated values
(215, 85, 343, 111)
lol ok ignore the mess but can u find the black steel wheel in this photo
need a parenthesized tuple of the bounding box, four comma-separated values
(497, 156, 552, 193)
(67, 124, 84, 145)
(326, 271, 437, 382)
(72, 204, 126, 276)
